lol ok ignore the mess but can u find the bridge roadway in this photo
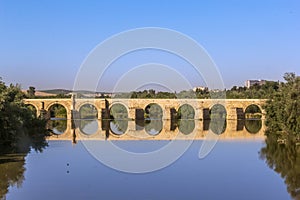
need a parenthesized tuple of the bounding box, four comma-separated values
(23, 98, 267, 120)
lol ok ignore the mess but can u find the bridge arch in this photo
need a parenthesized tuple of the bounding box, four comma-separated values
(78, 103, 98, 119)
(46, 103, 68, 119)
(109, 102, 129, 119)
(177, 104, 195, 119)
(24, 103, 38, 117)
(245, 104, 262, 119)
(144, 103, 163, 119)
(210, 104, 227, 119)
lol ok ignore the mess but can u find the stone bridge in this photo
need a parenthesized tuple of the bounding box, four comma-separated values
(23, 98, 267, 120)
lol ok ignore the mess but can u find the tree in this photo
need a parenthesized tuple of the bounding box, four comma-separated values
(261, 72, 300, 199)
(27, 86, 35, 98)
(0, 79, 48, 200)
(264, 72, 300, 135)
(0, 79, 48, 153)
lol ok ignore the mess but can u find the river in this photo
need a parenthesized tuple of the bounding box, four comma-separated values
(0, 119, 297, 200)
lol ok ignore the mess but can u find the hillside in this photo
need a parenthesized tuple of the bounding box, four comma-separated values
(39, 89, 73, 95)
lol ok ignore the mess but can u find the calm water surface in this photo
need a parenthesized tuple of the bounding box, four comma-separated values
(3, 139, 291, 200)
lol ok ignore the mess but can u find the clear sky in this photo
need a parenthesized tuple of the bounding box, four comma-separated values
(0, 0, 299, 91)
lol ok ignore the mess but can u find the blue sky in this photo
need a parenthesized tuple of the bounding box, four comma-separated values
(0, 0, 299, 91)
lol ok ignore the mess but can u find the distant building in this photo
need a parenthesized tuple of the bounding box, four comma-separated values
(193, 86, 206, 92)
(245, 80, 266, 88)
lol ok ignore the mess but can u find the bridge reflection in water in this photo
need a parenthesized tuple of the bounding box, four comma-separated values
(47, 118, 265, 142)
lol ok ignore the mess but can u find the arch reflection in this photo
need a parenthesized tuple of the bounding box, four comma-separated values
(208, 104, 227, 135)
(110, 120, 128, 135)
(47, 119, 265, 139)
(209, 119, 227, 135)
(47, 119, 67, 135)
(245, 119, 262, 134)
(145, 119, 163, 136)
(178, 120, 195, 135)
(79, 119, 98, 135)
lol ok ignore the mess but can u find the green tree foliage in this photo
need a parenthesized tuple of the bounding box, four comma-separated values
(264, 73, 300, 135)
(0, 79, 48, 200)
(0, 78, 48, 153)
(177, 90, 196, 98)
(261, 72, 300, 199)
(55, 93, 71, 98)
(26, 86, 35, 98)
(226, 81, 280, 99)
(49, 104, 67, 119)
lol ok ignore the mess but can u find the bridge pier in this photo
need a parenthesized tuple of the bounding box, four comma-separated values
(71, 110, 80, 120)
(163, 107, 171, 120)
(194, 107, 203, 120)
(226, 107, 238, 120)
(203, 108, 210, 120)
(66, 111, 72, 120)
(128, 107, 136, 120)
(36, 109, 41, 118)
(227, 120, 238, 132)
(101, 109, 110, 119)
(236, 108, 245, 119)
(97, 109, 102, 120)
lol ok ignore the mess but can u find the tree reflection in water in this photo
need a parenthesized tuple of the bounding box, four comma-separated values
(0, 154, 26, 200)
(260, 73, 300, 199)
(260, 132, 300, 199)
(0, 129, 48, 200)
